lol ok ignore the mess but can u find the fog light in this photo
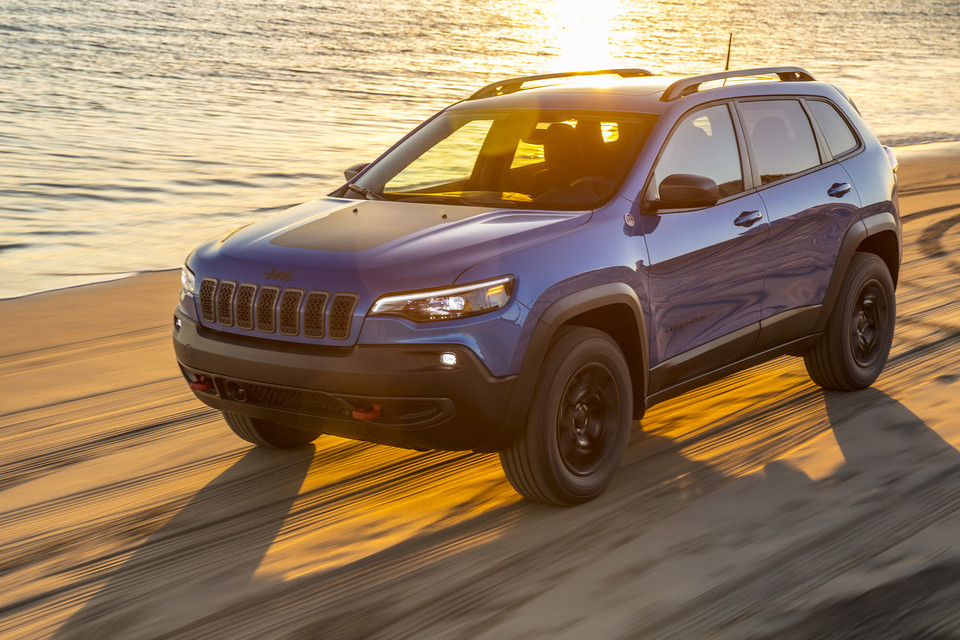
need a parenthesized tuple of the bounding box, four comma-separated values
(174, 317, 182, 331)
(440, 352, 458, 367)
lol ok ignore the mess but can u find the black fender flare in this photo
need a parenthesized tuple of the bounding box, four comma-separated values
(815, 211, 900, 331)
(494, 283, 649, 449)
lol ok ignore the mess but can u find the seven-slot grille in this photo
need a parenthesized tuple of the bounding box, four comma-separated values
(199, 277, 358, 339)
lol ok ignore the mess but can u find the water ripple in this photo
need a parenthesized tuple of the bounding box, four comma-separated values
(0, 0, 958, 298)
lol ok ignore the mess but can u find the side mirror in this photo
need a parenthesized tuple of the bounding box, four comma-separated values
(647, 173, 720, 210)
(343, 162, 370, 181)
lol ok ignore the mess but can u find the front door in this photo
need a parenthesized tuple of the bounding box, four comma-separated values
(642, 103, 768, 389)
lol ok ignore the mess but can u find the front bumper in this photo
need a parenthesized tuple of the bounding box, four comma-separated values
(172, 310, 517, 451)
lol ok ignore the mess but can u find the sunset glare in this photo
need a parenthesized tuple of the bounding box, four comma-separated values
(542, 0, 624, 70)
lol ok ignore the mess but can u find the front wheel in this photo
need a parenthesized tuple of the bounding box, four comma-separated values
(804, 252, 896, 390)
(500, 327, 632, 506)
(222, 412, 319, 448)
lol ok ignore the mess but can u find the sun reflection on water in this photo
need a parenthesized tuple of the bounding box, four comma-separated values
(3, 0, 958, 297)
(540, 0, 627, 71)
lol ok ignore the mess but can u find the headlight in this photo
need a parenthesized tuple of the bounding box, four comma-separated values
(370, 276, 514, 322)
(180, 264, 196, 295)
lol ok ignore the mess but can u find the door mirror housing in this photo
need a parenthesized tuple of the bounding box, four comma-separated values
(343, 162, 370, 181)
(646, 173, 720, 211)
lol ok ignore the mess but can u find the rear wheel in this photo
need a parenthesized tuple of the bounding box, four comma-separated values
(500, 327, 632, 506)
(804, 252, 895, 390)
(222, 411, 319, 448)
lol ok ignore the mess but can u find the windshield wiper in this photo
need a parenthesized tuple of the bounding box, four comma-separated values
(345, 183, 385, 201)
(386, 192, 528, 209)
(394, 194, 523, 208)
(458, 196, 523, 208)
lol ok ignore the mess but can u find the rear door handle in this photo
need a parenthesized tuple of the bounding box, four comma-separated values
(828, 182, 851, 198)
(734, 210, 763, 227)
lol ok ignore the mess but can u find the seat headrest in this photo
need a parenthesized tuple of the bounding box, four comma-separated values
(543, 122, 584, 172)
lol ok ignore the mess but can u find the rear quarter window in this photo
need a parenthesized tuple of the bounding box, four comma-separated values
(808, 100, 859, 158)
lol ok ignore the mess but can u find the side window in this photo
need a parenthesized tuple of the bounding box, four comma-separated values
(808, 100, 858, 158)
(740, 100, 821, 184)
(653, 104, 744, 198)
(385, 119, 493, 192)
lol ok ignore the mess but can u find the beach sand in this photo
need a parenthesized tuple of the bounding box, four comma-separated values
(2, 143, 960, 639)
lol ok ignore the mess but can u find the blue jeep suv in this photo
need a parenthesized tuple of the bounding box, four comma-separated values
(173, 67, 900, 505)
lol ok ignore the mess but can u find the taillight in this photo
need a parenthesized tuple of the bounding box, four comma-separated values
(883, 145, 899, 174)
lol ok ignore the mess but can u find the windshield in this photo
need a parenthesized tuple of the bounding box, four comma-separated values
(346, 109, 658, 210)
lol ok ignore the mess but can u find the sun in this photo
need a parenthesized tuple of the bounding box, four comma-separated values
(542, 0, 625, 71)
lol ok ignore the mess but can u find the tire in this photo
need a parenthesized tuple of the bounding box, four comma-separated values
(804, 252, 896, 390)
(222, 411, 319, 448)
(499, 326, 632, 506)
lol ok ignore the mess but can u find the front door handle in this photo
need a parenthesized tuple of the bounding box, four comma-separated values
(734, 210, 763, 227)
(828, 182, 851, 198)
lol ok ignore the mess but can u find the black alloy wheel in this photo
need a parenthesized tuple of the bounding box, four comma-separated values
(499, 326, 632, 506)
(804, 252, 896, 390)
(556, 363, 619, 477)
(850, 278, 888, 368)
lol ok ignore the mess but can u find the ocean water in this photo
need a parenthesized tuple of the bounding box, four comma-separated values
(2, 0, 958, 299)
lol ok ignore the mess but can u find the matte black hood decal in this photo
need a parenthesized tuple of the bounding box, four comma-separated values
(270, 200, 490, 252)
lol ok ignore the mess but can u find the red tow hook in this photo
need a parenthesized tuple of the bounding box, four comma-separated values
(189, 376, 212, 392)
(352, 404, 382, 420)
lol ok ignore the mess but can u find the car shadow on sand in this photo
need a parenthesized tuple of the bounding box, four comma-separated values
(756, 387, 960, 640)
(51, 445, 315, 640)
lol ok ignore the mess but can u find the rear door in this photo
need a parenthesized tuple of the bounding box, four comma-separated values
(642, 103, 768, 388)
(736, 99, 862, 350)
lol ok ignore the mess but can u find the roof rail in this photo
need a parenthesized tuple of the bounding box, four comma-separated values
(660, 66, 815, 102)
(469, 68, 654, 100)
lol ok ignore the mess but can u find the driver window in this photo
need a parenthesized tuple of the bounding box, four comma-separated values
(652, 105, 743, 199)
(385, 119, 494, 192)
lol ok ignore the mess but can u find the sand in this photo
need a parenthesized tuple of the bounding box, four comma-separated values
(2, 142, 960, 639)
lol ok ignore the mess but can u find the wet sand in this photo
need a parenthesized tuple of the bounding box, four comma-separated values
(2, 143, 960, 639)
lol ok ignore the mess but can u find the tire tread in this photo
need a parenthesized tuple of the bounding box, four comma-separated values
(222, 411, 318, 448)
(499, 326, 631, 506)
(804, 252, 895, 391)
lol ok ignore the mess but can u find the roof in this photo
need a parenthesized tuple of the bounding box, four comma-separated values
(449, 67, 823, 115)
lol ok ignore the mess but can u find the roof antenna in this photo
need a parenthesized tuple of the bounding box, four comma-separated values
(722, 33, 733, 86)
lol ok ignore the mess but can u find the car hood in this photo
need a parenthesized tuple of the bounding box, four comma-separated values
(188, 197, 589, 343)
(194, 197, 589, 291)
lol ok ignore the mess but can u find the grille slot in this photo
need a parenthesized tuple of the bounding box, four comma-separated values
(279, 289, 304, 336)
(199, 278, 217, 322)
(329, 294, 359, 339)
(235, 284, 257, 330)
(216, 281, 236, 326)
(303, 291, 329, 338)
(256, 286, 280, 333)
(196, 277, 357, 340)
